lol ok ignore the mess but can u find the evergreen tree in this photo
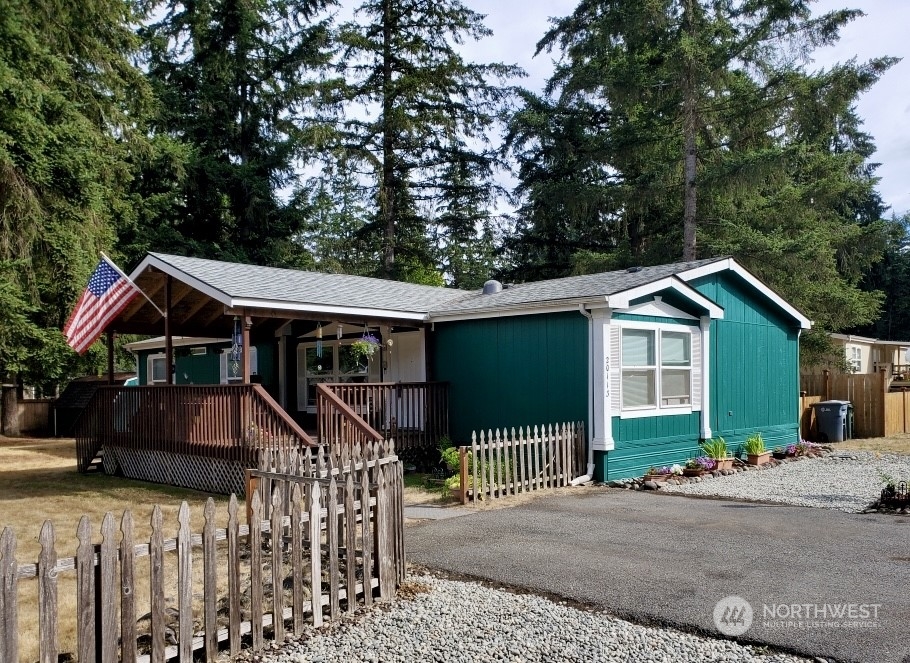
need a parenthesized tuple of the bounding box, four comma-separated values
(508, 0, 893, 351)
(0, 0, 150, 433)
(129, 0, 336, 266)
(334, 0, 520, 281)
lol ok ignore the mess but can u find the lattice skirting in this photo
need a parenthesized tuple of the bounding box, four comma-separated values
(103, 446, 246, 496)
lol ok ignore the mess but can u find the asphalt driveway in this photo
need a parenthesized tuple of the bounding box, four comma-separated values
(407, 489, 910, 663)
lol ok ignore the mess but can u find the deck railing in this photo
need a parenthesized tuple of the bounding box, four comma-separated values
(75, 384, 316, 473)
(317, 382, 449, 454)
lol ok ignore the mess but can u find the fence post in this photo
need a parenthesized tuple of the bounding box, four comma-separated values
(881, 367, 889, 437)
(244, 470, 259, 525)
(823, 369, 831, 401)
(458, 447, 468, 505)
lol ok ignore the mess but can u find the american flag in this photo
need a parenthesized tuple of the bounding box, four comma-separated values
(63, 257, 140, 355)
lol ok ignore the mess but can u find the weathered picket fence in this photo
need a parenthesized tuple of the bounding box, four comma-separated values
(0, 447, 404, 663)
(457, 422, 585, 504)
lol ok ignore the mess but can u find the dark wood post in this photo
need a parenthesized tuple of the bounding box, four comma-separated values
(106, 331, 115, 385)
(242, 315, 252, 383)
(458, 446, 468, 505)
(823, 369, 830, 401)
(165, 276, 173, 385)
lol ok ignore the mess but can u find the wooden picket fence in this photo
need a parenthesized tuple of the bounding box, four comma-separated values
(0, 449, 404, 663)
(457, 422, 585, 504)
(800, 369, 889, 438)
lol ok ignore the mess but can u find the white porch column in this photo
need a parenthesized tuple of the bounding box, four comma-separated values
(700, 315, 712, 439)
(592, 308, 615, 451)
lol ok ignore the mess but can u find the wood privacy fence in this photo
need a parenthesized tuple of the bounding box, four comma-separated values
(0, 453, 403, 663)
(800, 369, 893, 438)
(457, 422, 585, 504)
(17, 398, 53, 434)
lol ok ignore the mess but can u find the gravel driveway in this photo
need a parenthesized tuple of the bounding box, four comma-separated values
(661, 452, 910, 512)
(248, 574, 808, 663)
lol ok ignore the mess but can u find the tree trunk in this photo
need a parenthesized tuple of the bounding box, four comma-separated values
(682, 0, 698, 262)
(380, 0, 396, 279)
(1, 371, 20, 437)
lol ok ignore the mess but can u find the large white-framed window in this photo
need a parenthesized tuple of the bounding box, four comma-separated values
(220, 346, 258, 383)
(147, 354, 167, 384)
(620, 324, 693, 415)
(847, 346, 861, 373)
(296, 341, 380, 412)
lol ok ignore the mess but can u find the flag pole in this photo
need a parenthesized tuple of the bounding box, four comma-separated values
(100, 252, 166, 319)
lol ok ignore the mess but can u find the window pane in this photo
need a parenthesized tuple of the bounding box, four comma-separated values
(662, 331, 690, 366)
(662, 369, 691, 405)
(151, 358, 166, 382)
(622, 369, 655, 407)
(338, 345, 369, 377)
(305, 347, 334, 376)
(622, 329, 655, 366)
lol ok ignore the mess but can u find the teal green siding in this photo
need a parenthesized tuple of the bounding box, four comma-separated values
(595, 413, 701, 481)
(690, 272, 800, 452)
(433, 312, 588, 442)
(595, 273, 802, 481)
(135, 341, 276, 391)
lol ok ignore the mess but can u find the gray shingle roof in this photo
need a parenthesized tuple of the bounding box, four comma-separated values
(148, 253, 470, 314)
(430, 257, 727, 315)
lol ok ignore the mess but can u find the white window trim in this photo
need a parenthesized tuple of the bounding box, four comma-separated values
(220, 346, 258, 384)
(147, 353, 167, 385)
(297, 340, 380, 413)
(616, 320, 696, 419)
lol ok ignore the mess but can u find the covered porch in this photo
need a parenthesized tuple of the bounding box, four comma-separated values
(77, 253, 452, 492)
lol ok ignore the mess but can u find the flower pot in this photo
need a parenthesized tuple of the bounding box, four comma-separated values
(643, 473, 671, 482)
(682, 468, 705, 477)
(713, 457, 734, 471)
(746, 452, 771, 466)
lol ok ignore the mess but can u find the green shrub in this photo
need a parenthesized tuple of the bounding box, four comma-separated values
(743, 433, 766, 455)
(700, 436, 728, 459)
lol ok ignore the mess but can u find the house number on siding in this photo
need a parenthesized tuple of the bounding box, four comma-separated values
(604, 356, 610, 398)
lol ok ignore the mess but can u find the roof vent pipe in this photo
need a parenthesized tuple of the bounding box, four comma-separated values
(482, 280, 503, 295)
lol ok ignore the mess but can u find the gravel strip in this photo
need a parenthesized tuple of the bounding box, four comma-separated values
(247, 574, 808, 663)
(661, 451, 910, 512)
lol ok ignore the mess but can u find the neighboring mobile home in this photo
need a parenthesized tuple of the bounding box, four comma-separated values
(83, 253, 809, 486)
(828, 333, 910, 377)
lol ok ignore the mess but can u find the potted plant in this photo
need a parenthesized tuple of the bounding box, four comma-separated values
(350, 333, 381, 364)
(683, 456, 715, 477)
(643, 465, 678, 482)
(701, 436, 734, 471)
(772, 446, 787, 460)
(743, 433, 770, 466)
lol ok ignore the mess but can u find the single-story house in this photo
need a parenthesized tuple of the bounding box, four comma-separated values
(86, 253, 810, 484)
(828, 333, 910, 377)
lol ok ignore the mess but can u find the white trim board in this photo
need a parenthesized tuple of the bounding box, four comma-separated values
(615, 296, 698, 320)
(606, 276, 724, 318)
(678, 258, 811, 329)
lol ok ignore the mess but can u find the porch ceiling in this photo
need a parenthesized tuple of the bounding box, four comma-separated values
(107, 266, 429, 338)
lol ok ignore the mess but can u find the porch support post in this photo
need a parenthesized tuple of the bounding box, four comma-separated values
(165, 275, 173, 385)
(242, 314, 252, 383)
(700, 316, 712, 439)
(106, 331, 116, 385)
(591, 308, 615, 451)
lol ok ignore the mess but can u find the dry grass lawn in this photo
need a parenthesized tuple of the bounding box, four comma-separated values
(837, 433, 910, 455)
(0, 436, 232, 662)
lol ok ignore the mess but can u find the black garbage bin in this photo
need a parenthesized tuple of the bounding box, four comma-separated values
(812, 400, 850, 442)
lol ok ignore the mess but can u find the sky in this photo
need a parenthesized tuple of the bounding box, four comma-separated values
(470, 0, 910, 217)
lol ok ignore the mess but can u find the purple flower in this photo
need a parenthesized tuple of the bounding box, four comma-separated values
(786, 444, 797, 455)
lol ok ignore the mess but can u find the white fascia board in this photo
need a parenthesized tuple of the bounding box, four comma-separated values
(122, 336, 229, 352)
(130, 254, 233, 306)
(607, 276, 724, 319)
(677, 258, 812, 329)
(229, 298, 429, 322)
(428, 299, 610, 323)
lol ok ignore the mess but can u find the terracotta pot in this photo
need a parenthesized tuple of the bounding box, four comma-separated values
(682, 468, 705, 477)
(643, 473, 671, 482)
(713, 457, 734, 471)
(746, 452, 771, 466)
